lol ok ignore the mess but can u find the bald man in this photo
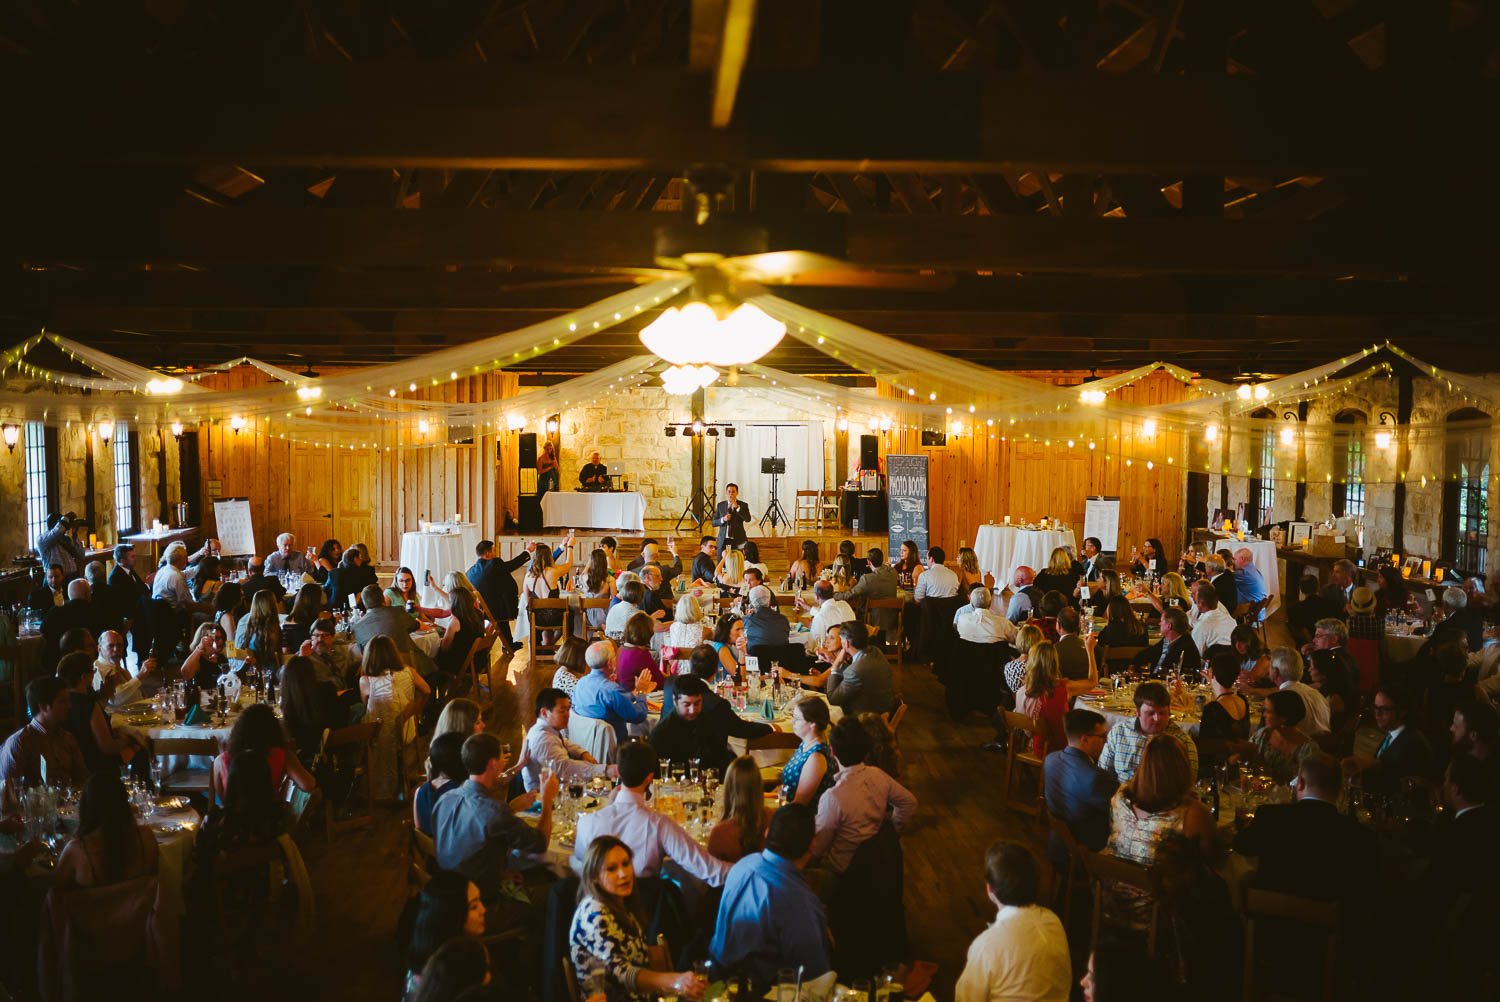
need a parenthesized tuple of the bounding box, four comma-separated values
(93, 630, 145, 710)
(579, 451, 609, 490)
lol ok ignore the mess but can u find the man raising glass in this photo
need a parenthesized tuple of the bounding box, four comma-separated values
(712, 483, 752, 554)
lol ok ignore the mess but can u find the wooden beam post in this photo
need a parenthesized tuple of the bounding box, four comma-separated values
(691, 388, 706, 510)
(1393, 370, 1414, 553)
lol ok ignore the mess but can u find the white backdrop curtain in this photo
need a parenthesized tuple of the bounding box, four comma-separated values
(714, 422, 825, 529)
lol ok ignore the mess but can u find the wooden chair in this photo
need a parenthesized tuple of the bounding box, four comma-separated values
(1000, 711, 1046, 822)
(1102, 644, 1146, 675)
(281, 779, 321, 840)
(884, 700, 908, 731)
(322, 721, 380, 840)
(794, 490, 821, 530)
(154, 737, 222, 798)
(1080, 848, 1160, 956)
(1243, 888, 1341, 1002)
(410, 825, 437, 888)
(818, 489, 842, 528)
(745, 731, 803, 788)
(0, 637, 21, 733)
(1046, 813, 1085, 925)
(463, 634, 500, 703)
(581, 597, 611, 642)
(211, 834, 317, 942)
(866, 597, 904, 666)
(528, 598, 571, 664)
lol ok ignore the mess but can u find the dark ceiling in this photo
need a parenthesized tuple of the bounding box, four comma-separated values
(1, 0, 1497, 380)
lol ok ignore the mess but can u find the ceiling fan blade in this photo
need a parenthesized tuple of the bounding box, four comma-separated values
(719, 251, 851, 282)
(776, 270, 955, 291)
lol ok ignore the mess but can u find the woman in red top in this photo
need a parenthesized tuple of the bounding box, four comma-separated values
(615, 612, 665, 689)
(212, 702, 317, 806)
(1019, 637, 1100, 757)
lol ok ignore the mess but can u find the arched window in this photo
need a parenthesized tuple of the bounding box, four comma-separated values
(1249, 408, 1276, 527)
(1331, 410, 1367, 519)
(1445, 408, 1491, 575)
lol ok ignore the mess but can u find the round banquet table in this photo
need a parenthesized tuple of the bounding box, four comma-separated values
(1384, 631, 1426, 663)
(540, 490, 647, 531)
(429, 520, 483, 565)
(974, 524, 1078, 594)
(1073, 684, 1205, 737)
(399, 530, 470, 608)
(1199, 535, 1282, 616)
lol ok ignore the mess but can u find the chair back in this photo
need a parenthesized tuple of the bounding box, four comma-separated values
(581, 597, 611, 641)
(1080, 848, 1161, 956)
(38, 875, 163, 1002)
(865, 597, 904, 665)
(529, 598, 571, 662)
(918, 595, 966, 668)
(564, 712, 619, 765)
(541, 875, 583, 1002)
(829, 819, 906, 979)
(1000, 711, 1046, 821)
(323, 721, 381, 839)
(885, 700, 907, 731)
(1345, 637, 1380, 694)
(745, 730, 802, 776)
(1243, 888, 1341, 1002)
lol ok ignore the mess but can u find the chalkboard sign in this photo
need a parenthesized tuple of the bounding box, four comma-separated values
(211, 498, 257, 557)
(886, 454, 929, 562)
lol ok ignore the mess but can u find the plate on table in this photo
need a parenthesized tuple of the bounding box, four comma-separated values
(124, 713, 161, 725)
(156, 796, 190, 810)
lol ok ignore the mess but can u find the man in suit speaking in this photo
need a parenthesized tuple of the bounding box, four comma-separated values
(712, 482, 753, 553)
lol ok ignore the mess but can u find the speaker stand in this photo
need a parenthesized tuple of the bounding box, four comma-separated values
(675, 487, 714, 533)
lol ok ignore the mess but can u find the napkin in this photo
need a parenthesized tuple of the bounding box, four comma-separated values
(216, 672, 243, 705)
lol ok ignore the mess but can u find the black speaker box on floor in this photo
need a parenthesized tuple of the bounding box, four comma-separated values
(518, 496, 542, 533)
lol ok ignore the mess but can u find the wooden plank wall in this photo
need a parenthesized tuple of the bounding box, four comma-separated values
(192, 368, 519, 562)
(880, 370, 1190, 563)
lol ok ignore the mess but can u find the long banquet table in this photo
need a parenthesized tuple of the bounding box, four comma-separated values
(540, 490, 647, 531)
(974, 524, 1078, 594)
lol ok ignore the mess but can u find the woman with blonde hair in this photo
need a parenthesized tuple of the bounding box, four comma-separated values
(1003, 623, 1045, 698)
(957, 547, 985, 593)
(707, 755, 769, 863)
(432, 697, 484, 743)
(1020, 639, 1098, 756)
(714, 548, 746, 591)
(666, 594, 706, 660)
(1150, 571, 1193, 614)
(1032, 545, 1082, 597)
(360, 634, 431, 800)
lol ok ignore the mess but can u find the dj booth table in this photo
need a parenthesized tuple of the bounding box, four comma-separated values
(539, 491, 647, 531)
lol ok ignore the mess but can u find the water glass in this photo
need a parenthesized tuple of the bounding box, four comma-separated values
(776, 969, 799, 1002)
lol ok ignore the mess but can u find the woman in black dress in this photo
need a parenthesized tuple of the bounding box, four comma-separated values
(1032, 546, 1082, 601)
(1196, 651, 1250, 775)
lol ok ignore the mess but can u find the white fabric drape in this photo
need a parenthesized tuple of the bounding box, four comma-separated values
(713, 422, 825, 527)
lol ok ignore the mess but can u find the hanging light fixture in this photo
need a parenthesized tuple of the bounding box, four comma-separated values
(296, 384, 322, 402)
(640, 300, 784, 367)
(1079, 388, 1106, 405)
(145, 377, 183, 395)
(97, 419, 115, 443)
(1374, 411, 1396, 450)
(660, 364, 719, 395)
(2, 424, 18, 453)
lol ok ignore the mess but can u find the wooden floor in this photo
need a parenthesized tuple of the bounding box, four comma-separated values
(277, 611, 1298, 1002)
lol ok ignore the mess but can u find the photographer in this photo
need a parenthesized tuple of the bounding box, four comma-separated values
(36, 511, 87, 580)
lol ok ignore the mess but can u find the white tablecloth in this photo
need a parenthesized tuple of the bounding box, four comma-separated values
(429, 521, 484, 566)
(400, 531, 470, 608)
(1199, 535, 1282, 616)
(974, 524, 1078, 592)
(1074, 690, 1204, 738)
(540, 491, 647, 531)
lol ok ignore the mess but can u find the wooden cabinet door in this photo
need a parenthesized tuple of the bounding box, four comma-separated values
(289, 444, 333, 552)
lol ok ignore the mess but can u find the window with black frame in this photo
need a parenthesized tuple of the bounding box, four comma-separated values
(23, 420, 49, 551)
(1331, 410, 1366, 520)
(1445, 409, 1491, 576)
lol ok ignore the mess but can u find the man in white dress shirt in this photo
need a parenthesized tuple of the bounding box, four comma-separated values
(799, 580, 855, 647)
(953, 586, 1017, 645)
(573, 741, 728, 887)
(1266, 647, 1331, 736)
(954, 840, 1071, 1002)
(1189, 580, 1237, 654)
(521, 688, 617, 792)
(912, 546, 960, 601)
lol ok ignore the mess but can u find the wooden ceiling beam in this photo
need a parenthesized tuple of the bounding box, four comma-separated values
(4, 205, 1481, 276)
(0, 62, 1494, 176)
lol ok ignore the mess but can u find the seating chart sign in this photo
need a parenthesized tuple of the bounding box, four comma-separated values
(1083, 496, 1121, 552)
(212, 498, 257, 556)
(886, 454, 930, 561)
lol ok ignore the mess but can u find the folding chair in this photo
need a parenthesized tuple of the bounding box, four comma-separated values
(1001, 711, 1046, 822)
(1243, 888, 1341, 1002)
(581, 597, 611, 642)
(884, 700, 908, 731)
(323, 721, 380, 840)
(794, 491, 821, 530)
(463, 634, 500, 703)
(1046, 813, 1086, 925)
(818, 490, 842, 529)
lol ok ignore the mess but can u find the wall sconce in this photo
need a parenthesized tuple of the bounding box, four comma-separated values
(97, 419, 115, 443)
(1280, 411, 1298, 446)
(545, 418, 559, 435)
(230, 415, 246, 433)
(2, 424, 18, 453)
(170, 421, 183, 439)
(837, 417, 849, 433)
(1374, 411, 1397, 451)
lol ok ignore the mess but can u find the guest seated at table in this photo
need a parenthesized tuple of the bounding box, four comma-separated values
(1104, 735, 1213, 920)
(811, 716, 916, 875)
(742, 567, 766, 596)
(28, 562, 67, 612)
(1232, 548, 1267, 606)
(743, 585, 791, 652)
(1129, 608, 1201, 679)
(1436, 585, 1486, 654)
(93, 630, 151, 711)
(1426, 754, 1500, 912)
(1198, 650, 1251, 745)
(1319, 558, 1357, 613)
(911, 545, 960, 604)
(435, 586, 491, 699)
(325, 545, 377, 612)
(1157, 571, 1193, 614)
(193, 751, 286, 901)
(1085, 569, 1124, 616)
(280, 583, 324, 655)
(709, 755, 770, 863)
(58, 651, 141, 777)
(573, 641, 654, 742)
(891, 539, 921, 588)
(1233, 689, 1313, 783)
(1307, 649, 1360, 737)
(628, 539, 682, 583)
(192, 554, 222, 604)
(1002, 623, 1045, 705)
(1128, 538, 1168, 579)
(711, 804, 832, 994)
(361, 634, 431, 800)
(1033, 589, 1066, 642)
(1230, 625, 1271, 687)
(1004, 565, 1038, 623)
(385, 566, 441, 619)
(1054, 606, 1093, 681)
(1195, 553, 1235, 614)
(239, 554, 286, 609)
(432, 733, 557, 924)
(1233, 750, 1375, 904)
(784, 539, 821, 588)
(781, 697, 836, 808)
(522, 688, 615, 793)
(296, 617, 356, 696)
(605, 578, 645, 638)
(1373, 565, 1416, 619)
(709, 614, 746, 680)
(235, 590, 284, 671)
(212, 580, 245, 643)
(213, 701, 317, 807)
(1045, 709, 1117, 870)
(1021, 640, 1098, 757)
(955, 839, 1071, 1002)
(834, 547, 899, 640)
(666, 594, 708, 661)
(570, 835, 707, 1002)
(1188, 580, 1237, 655)
(55, 771, 159, 889)
(153, 541, 214, 619)
(1344, 682, 1436, 793)
(650, 673, 772, 776)
(822, 551, 855, 592)
(41, 578, 105, 670)
(1467, 606, 1500, 688)
(828, 618, 899, 718)
(404, 871, 488, 1001)
(262, 531, 312, 587)
(617, 612, 665, 690)
(412, 935, 497, 1002)
(1097, 596, 1147, 650)
(1346, 585, 1382, 642)
(352, 585, 440, 678)
(553, 614, 590, 701)
(0, 676, 86, 789)
(954, 584, 1017, 648)
(1032, 547, 1081, 602)
(310, 538, 341, 588)
(574, 741, 729, 888)
(1450, 698, 1500, 790)
(954, 546, 984, 594)
(713, 548, 746, 594)
(797, 580, 855, 648)
(181, 621, 232, 686)
(1099, 681, 1199, 784)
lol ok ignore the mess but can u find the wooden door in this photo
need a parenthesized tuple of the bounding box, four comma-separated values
(290, 444, 334, 552)
(334, 449, 378, 561)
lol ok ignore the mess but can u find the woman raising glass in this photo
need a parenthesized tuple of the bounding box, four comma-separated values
(385, 567, 446, 621)
(569, 835, 705, 1001)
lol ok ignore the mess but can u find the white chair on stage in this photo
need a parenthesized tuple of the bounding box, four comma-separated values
(565, 713, 619, 765)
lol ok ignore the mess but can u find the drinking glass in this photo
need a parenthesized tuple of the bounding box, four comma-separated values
(502, 743, 513, 768)
(776, 969, 799, 1002)
(851, 980, 872, 1002)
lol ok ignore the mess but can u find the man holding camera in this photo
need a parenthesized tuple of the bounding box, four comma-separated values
(37, 512, 86, 580)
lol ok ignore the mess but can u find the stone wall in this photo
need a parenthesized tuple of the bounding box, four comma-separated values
(1208, 372, 1500, 574)
(553, 385, 844, 521)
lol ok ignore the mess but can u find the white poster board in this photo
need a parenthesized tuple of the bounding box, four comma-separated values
(1083, 496, 1121, 552)
(212, 498, 257, 557)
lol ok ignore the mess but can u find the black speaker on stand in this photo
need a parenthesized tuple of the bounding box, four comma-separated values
(517, 431, 542, 532)
(859, 434, 879, 471)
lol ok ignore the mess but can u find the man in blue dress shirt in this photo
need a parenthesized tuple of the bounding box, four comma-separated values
(1232, 548, 1268, 606)
(569, 640, 655, 740)
(1043, 709, 1118, 872)
(711, 804, 832, 992)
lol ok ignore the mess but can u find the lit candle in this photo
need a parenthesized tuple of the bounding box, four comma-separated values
(88, 533, 97, 549)
(1401, 565, 1411, 578)
(454, 513, 461, 523)
(1004, 515, 1010, 525)
(1422, 560, 1432, 579)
